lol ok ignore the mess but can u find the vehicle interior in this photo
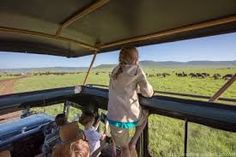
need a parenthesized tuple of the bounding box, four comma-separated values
(0, 0, 236, 157)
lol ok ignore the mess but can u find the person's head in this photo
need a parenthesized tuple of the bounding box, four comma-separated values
(59, 122, 84, 142)
(79, 111, 95, 127)
(119, 46, 139, 65)
(113, 46, 139, 79)
(55, 113, 66, 127)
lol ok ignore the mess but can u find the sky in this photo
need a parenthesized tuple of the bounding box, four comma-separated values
(0, 32, 236, 69)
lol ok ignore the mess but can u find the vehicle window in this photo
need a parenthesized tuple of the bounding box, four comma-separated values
(31, 104, 64, 117)
(67, 106, 82, 122)
(84, 51, 119, 86)
(148, 115, 236, 156)
(148, 115, 184, 157)
(0, 32, 235, 156)
(188, 123, 236, 156)
(0, 53, 93, 94)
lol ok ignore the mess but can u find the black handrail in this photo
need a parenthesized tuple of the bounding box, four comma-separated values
(86, 84, 236, 103)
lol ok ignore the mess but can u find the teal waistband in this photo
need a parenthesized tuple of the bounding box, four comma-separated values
(108, 119, 138, 129)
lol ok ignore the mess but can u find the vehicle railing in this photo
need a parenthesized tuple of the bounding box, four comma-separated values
(0, 124, 44, 150)
(86, 84, 236, 103)
(0, 85, 235, 157)
(0, 85, 235, 131)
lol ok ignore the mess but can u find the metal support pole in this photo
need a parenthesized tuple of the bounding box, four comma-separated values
(209, 74, 236, 102)
(143, 120, 150, 157)
(83, 51, 97, 85)
(136, 131, 143, 157)
(184, 119, 188, 157)
(63, 101, 70, 119)
(136, 119, 150, 157)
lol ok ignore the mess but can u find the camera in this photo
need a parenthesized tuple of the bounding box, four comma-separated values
(100, 112, 107, 123)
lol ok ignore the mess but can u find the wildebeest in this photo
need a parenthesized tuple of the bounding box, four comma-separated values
(212, 73, 221, 80)
(196, 73, 205, 78)
(222, 74, 234, 80)
(162, 73, 170, 77)
(176, 72, 187, 77)
(7, 73, 22, 77)
(201, 73, 210, 77)
(189, 73, 207, 78)
(149, 74, 155, 77)
(156, 73, 170, 77)
(189, 73, 197, 78)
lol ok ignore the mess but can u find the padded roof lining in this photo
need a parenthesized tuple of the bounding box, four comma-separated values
(0, 0, 235, 57)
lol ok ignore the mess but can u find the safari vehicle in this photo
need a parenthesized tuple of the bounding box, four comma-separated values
(0, 0, 236, 157)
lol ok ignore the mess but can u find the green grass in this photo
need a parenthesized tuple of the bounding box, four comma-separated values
(0, 75, 17, 81)
(12, 67, 236, 156)
(14, 68, 236, 100)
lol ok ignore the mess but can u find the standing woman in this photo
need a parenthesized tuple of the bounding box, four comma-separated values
(107, 46, 153, 157)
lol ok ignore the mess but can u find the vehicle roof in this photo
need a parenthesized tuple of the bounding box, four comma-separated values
(0, 0, 236, 57)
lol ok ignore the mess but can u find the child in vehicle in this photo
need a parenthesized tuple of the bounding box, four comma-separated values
(79, 111, 107, 156)
(107, 46, 153, 157)
(42, 113, 67, 156)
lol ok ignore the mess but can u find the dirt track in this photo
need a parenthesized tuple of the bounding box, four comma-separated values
(0, 76, 27, 122)
(0, 76, 26, 95)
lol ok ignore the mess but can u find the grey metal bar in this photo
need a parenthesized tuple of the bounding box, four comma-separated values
(184, 119, 188, 157)
(136, 131, 144, 157)
(63, 101, 70, 119)
(83, 52, 97, 85)
(209, 74, 236, 102)
(143, 120, 150, 157)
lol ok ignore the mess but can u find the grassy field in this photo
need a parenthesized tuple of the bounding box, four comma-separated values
(0, 75, 16, 81)
(10, 67, 236, 156)
(14, 68, 236, 99)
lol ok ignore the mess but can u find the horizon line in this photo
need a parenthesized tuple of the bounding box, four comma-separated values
(1, 60, 235, 70)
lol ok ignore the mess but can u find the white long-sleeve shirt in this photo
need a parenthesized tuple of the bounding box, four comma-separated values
(107, 65, 153, 123)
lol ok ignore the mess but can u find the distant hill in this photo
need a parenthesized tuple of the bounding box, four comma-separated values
(1, 60, 235, 73)
(95, 64, 116, 69)
(96, 60, 236, 69)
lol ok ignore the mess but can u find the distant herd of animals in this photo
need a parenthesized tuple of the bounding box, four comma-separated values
(95, 71, 234, 80)
(146, 72, 234, 80)
(0, 72, 81, 77)
(0, 71, 234, 80)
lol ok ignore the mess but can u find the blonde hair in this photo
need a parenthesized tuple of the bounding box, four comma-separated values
(113, 46, 139, 79)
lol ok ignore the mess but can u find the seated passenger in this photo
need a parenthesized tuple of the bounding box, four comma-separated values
(52, 122, 89, 157)
(79, 111, 107, 156)
(42, 113, 67, 156)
